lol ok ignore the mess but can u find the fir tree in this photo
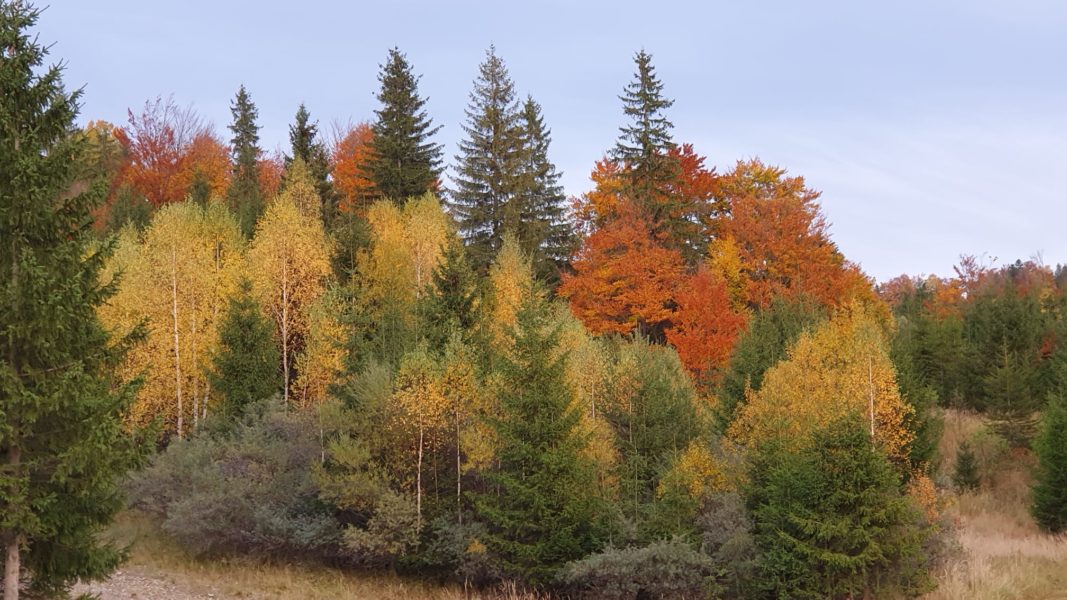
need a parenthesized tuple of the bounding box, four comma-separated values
(209, 279, 281, 420)
(1031, 392, 1067, 532)
(451, 46, 526, 274)
(747, 417, 931, 599)
(368, 47, 443, 203)
(953, 440, 980, 492)
(0, 4, 149, 596)
(421, 239, 478, 350)
(985, 345, 1040, 447)
(476, 292, 608, 584)
(611, 50, 678, 214)
(286, 103, 335, 226)
(516, 96, 575, 283)
(226, 84, 263, 237)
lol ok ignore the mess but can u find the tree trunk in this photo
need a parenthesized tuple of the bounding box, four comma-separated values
(456, 411, 462, 525)
(281, 258, 290, 407)
(3, 532, 19, 600)
(171, 247, 184, 440)
(416, 426, 424, 532)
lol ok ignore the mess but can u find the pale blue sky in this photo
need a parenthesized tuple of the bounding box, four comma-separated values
(44, 1, 1067, 281)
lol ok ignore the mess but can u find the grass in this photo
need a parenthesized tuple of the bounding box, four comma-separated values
(921, 409, 1067, 600)
(100, 512, 542, 600)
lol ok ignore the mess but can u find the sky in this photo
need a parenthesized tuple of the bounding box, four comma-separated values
(41, 0, 1067, 281)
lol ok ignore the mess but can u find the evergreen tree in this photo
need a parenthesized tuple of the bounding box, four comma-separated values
(1031, 392, 1067, 532)
(421, 239, 478, 350)
(208, 279, 281, 420)
(286, 103, 335, 226)
(747, 417, 931, 599)
(451, 46, 526, 274)
(226, 84, 263, 237)
(611, 50, 678, 214)
(953, 440, 981, 492)
(368, 47, 443, 202)
(516, 96, 575, 283)
(0, 4, 149, 596)
(985, 345, 1040, 447)
(476, 293, 608, 584)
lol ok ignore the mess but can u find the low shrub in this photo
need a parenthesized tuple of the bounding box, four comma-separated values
(557, 538, 714, 600)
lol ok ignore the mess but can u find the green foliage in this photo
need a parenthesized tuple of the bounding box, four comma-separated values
(128, 399, 340, 558)
(226, 84, 263, 237)
(341, 491, 419, 566)
(475, 294, 609, 584)
(557, 538, 715, 600)
(1032, 392, 1067, 532)
(208, 279, 281, 420)
(286, 103, 335, 226)
(745, 417, 932, 599)
(369, 47, 444, 202)
(106, 185, 154, 233)
(697, 492, 759, 600)
(890, 311, 945, 472)
(717, 295, 825, 431)
(420, 239, 478, 350)
(952, 441, 980, 492)
(984, 346, 1040, 447)
(0, 3, 150, 593)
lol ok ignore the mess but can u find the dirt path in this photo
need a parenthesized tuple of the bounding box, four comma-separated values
(73, 566, 230, 600)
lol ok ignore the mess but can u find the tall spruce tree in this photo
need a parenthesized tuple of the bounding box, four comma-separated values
(516, 96, 575, 283)
(0, 4, 148, 596)
(420, 239, 478, 350)
(1031, 391, 1067, 532)
(226, 85, 263, 237)
(368, 47, 443, 203)
(612, 50, 678, 212)
(451, 46, 526, 274)
(209, 279, 281, 420)
(286, 103, 335, 227)
(476, 292, 608, 584)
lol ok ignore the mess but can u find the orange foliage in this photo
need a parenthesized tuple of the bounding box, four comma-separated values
(560, 203, 684, 337)
(665, 267, 748, 382)
(332, 122, 378, 214)
(720, 159, 871, 309)
(178, 132, 230, 199)
(258, 154, 285, 199)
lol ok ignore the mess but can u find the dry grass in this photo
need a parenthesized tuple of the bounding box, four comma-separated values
(923, 409, 1067, 600)
(104, 513, 543, 600)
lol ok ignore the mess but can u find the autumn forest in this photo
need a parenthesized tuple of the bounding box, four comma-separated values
(3, 3, 1067, 599)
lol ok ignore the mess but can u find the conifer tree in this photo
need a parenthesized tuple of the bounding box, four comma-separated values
(985, 345, 1040, 447)
(1031, 392, 1067, 532)
(421, 239, 478, 350)
(227, 85, 263, 237)
(612, 50, 678, 213)
(368, 47, 443, 202)
(476, 292, 608, 584)
(209, 279, 281, 420)
(953, 440, 980, 492)
(516, 96, 575, 282)
(0, 4, 148, 596)
(286, 103, 335, 226)
(451, 46, 526, 274)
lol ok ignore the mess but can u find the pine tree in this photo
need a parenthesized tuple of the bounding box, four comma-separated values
(368, 47, 443, 203)
(286, 103, 335, 226)
(476, 293, 608, 584)
(1032, 392, 1067, 532)
(451, 46, 526, 274)
(209, 279, 281, 420)
(0, 4, 149, 596)
(226, 85, 263, 237)
(516, 96, 575, 283)
(953, 440, 981, 492)
(611, 50, 678, 215)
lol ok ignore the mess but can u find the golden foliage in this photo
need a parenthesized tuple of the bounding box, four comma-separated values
(657, 441, 728, 502)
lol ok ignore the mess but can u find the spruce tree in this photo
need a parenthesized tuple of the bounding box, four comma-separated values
(1031, 392, 1067, 532)
(286, 103, 335, 226)
(209, 279, 281, 420)
(476, 292, 608, 584)
(516, 96, 575, 283)
(612, 50, 678, 212)
(985, 345, 1040, 447)
(451, 46, 526, 274)
(226, 85, 263, 237)
(1, 4, 149, 596)
(953, 440, 981, 492)
(421, 239, 478, 350)
(368, 47, 443, 202)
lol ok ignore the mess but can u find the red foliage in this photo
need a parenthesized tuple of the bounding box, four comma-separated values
(332, 122, 378, 214)
(258, 154, 285, 199)
(665, 268, 748, 382)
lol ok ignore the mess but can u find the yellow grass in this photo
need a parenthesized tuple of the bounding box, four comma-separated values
(922, 409, 1067, 600)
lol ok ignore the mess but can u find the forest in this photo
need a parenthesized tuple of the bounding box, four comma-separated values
(2, 3, 1067, 599)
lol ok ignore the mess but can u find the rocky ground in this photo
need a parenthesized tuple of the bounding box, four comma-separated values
(74, 566, 228, 600)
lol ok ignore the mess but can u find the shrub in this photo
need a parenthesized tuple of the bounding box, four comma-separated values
(697, 492, 758, 599)
(953, 440, 981, 491)
(127, 399, 341, 558)
(557, 538, 715, 600)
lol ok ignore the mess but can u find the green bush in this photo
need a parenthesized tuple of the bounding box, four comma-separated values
(128, 399, 341, 558)
(557, 539, 715, 600)
(698, 492, 758, 599)
(952, 440, 981, 492)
